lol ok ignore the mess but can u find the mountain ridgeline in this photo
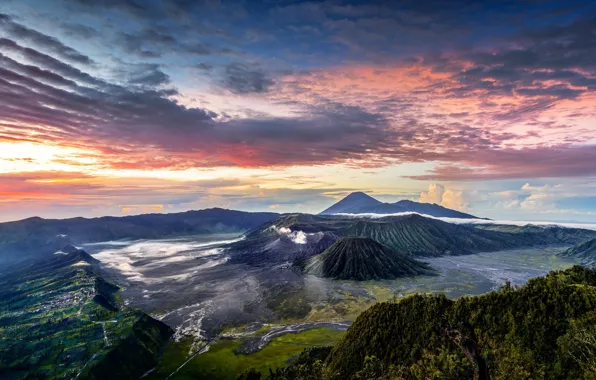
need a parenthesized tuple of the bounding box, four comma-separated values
(227, 213, 596, 266)
(319, 192, 480, 219)
(559, 238, 596, 266)
(251, 266, 596, 380)
(304, 237, 433, 280)
(0, 208, 279, 265)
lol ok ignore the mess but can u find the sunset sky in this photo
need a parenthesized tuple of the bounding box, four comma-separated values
(1, 0, 596, 222)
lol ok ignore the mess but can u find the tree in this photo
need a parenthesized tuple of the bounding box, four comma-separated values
(237, 368, 261, 380)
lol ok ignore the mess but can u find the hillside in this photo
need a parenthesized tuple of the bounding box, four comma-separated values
(0, 208, 279, 265)
(227, 213, 596, 265)
(304, 237, 432, 280)
(319, 192, 479, 219)
(0, 248, 173, 379)
(559, 238, 596, 266)
(259, 266, 596, 380)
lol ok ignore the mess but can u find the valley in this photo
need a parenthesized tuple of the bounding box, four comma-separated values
(2, 203, 596, 379)
(83, 232, 582, 379)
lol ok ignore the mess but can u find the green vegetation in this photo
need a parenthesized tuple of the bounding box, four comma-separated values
(145, 328, 345, 380)
(0, 250, 172, 379)
(245, 266, 596, 379)
(560, 238, 596, 266)
(305, 237, 432, 280)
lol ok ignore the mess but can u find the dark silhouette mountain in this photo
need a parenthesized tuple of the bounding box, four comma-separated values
(393, 199, 479, 219)
(0, 208, 279, 265)
(227, 213, 596, 265)
(319, 192, 479, 219)
(560, 238, 596, 266)
(57, 244, 83, 255)
(319, 192, 386, 214)
(305, 237, 433, 280)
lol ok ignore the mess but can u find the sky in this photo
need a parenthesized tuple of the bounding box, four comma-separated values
(1, 0, 596, 222)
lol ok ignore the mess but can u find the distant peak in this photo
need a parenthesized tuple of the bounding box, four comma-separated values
(395, 199, 417, 205)
(320, 192, 382, 215)
(61, 244, 81, 254)
(345, 191, 374, 198)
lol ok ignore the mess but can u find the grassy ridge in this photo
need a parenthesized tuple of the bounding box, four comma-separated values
(146, 328, 345, 380)
(560, 238, 596, 266)
(0, 251, 172, 379)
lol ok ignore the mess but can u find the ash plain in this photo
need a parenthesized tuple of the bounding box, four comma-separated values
(84, 234, 580, 354)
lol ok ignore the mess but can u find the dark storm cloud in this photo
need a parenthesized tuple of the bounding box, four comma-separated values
(126, 64, 171, 86)
(59, 22, 101, 39)
(116, 27, 235, 58)
(221, 63, 275, 94)
(194, 63, 213, 71)
(463, 16, 596, 72)
(0, 13, 94, 65)
(0, 38, 104, 87)
(66, 0, 147, 16)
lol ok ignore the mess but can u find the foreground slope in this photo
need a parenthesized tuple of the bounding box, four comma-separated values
(560, 238, 596, 266)
(0, 208, 278, 265)
(304, 237, 432, 280)
(320, 192, 479, 219)
(0, 249, 173, 379)
(228, 213, 596, 265)
(263, 266, 596, 380)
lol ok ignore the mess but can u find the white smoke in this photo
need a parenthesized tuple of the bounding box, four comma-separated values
(269, 225, 308, 244)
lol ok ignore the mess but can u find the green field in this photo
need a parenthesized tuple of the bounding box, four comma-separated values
(147, 328, 345, 380)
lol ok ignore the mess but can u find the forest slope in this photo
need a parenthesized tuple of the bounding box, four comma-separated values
(258, 266, 596, 380)
(559, 238, 596, 266)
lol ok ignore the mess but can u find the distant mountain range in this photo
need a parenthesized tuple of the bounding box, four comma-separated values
(227, 213, 596, 266)
(320, 191, 480, 219)
(0, 208, 279, 265)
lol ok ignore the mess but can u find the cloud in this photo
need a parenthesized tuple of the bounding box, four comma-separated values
(419, 183, 468, 210)
(0, 13, 94, 65)
(476, 181, 596, 220)
(125, 63, 171, 86)
(221, 62, 275, 94)
(406, 146, 596, 181)
(194, 63, 213, 71)
(419, 183, 444, 204)
(2, 0, 596, 223)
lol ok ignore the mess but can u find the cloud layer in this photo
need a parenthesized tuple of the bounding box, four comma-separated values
(1, 0, 596, 220)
